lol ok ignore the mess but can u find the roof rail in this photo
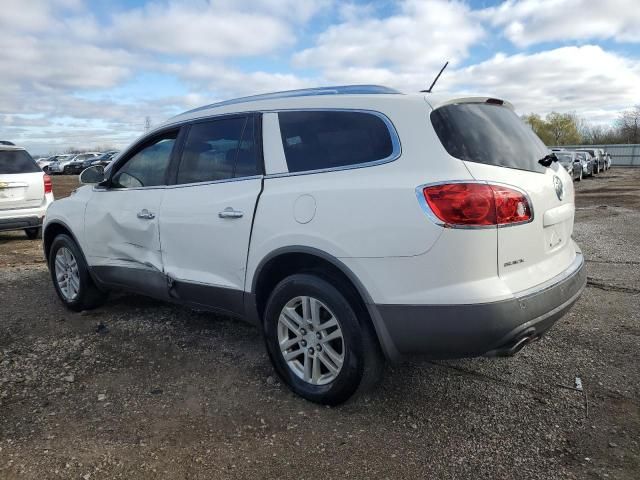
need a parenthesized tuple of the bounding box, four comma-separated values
(180, 85, 402, 116)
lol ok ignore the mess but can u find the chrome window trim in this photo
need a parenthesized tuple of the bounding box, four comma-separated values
(264, 108, 402, 178)
(415, 180, 535, 230)
(166, 175, 263, 190)
(93, 175, 264, 192)
(122, 108, 401, 182)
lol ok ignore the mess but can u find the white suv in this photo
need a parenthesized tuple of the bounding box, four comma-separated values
(43, 86, 586, 404)
(1, 145, 54, 239)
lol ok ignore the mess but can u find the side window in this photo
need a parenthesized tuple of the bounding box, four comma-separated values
(176, 116, 258, 184)
(278, 111, 395, 173)
(111, 132, 177, 188)
(234, 117, 261, 177)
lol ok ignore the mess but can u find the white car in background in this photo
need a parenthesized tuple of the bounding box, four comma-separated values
(0, 145, 54, 239)
(43, 85, 586, 404)
(37, 154, 65, 172)
(47, 154, 75, 174)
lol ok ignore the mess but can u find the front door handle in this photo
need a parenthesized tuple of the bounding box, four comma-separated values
(218, 207, 243, 219)
(137, 209, 155, 220)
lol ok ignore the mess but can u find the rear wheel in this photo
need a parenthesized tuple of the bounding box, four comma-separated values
(49, 234, 107, 311)
(263, 273, 383, 405)
(24, 227, 41, 240)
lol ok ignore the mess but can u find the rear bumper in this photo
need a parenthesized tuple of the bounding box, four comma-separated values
(0, 197, 52, 233)
(0, 215, 43, 232)
(372, 252, 586, 360)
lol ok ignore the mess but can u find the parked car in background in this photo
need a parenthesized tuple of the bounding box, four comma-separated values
(90, 150, 119, 168)
(47, 154, 75, 174)
(0, 141, 15, 146)
(0, 145, 54, 239)
(555, 151, 583, 181)
(64, 152, 101, 175)
(43, 85, 586, 404)
(575, 151, 594, 177)
(37, 155, 63, 172)
(605, 152, 612, 169)
(576, 148, 605, 174)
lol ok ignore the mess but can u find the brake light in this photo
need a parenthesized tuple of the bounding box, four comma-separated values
(421, 183, 531, 227)
(43, 174, 53, 194)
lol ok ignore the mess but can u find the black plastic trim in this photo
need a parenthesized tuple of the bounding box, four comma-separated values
(170, 279, 245, 317)
(91, 265, 170, 301)
(0, 216, 42, 232)
(374, 254, 586, 360)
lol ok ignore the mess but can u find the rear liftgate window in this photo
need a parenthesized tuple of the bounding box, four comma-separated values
(278, 111, 394, 173)
(0, 150, 41, 174)
(430, 103, 549, 173)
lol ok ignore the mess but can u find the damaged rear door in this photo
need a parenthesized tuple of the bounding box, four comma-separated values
(84, 128, 181, 299)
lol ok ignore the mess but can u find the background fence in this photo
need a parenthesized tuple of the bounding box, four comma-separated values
(551, 144, 640, 166)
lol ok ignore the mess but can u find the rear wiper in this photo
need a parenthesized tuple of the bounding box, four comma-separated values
(538, 152, 558, 167)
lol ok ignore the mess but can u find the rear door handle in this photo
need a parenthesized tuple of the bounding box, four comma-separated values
(137, 209, 155, 220)
(218, 207, 243, 219)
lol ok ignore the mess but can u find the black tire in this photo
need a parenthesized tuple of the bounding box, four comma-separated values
(263, 273, 383, 405)
(48, 234, 107, 311)
(24, 227, 41, 239)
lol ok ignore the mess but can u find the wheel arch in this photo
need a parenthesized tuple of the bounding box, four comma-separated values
(43, 220, 79, 261)
(249, 246, 399, 360)
(44, 220, 107, 293)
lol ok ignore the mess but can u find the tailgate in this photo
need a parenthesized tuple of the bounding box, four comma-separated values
(429, 99, 577, 293)
(463, 162, 576, 292)
(0, 172, 45, 210)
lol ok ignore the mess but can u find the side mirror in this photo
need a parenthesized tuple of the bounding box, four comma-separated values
(79, 165, 105, 185)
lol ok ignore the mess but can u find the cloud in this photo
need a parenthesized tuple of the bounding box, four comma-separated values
(294, 0, 484, 87)
(169, 61, 313, 98)
(447, 45, 640, 122)
(110, 0, 327, 58)
(480, 0, 640, 47)
(0, 0, 82, 32)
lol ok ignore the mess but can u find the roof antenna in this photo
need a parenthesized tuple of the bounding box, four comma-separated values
(421, 61, 449, 93)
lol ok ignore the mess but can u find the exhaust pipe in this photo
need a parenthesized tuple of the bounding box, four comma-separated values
(485, 329, 539, 357)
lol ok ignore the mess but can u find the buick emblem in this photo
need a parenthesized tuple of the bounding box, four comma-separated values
(553, 176, 564, 201)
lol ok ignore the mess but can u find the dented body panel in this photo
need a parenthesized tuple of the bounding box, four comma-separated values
(83, 187, 165, 274)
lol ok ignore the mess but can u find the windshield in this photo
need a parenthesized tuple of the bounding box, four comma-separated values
(0, 150, 41, 174)
(556, 153, 573, 163)
(430, 103, 548, 173)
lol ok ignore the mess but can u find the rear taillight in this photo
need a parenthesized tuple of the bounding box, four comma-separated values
(44, 174, 53, 194)
(421, 183, 531, 227)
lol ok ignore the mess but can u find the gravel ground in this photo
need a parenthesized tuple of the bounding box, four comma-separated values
(0, 170, 638, 479)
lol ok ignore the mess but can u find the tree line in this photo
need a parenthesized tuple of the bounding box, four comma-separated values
(522, 105, 640, 146)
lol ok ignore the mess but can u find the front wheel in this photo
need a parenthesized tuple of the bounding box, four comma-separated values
(49, 234, 107, 311)
(263, 274, 383, 405)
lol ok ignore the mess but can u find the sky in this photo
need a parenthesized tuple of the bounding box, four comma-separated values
(1, 0, 639, 155)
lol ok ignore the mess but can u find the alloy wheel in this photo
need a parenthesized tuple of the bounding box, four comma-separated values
(54, 247, 80, 301)
(277, 296, 345, 385)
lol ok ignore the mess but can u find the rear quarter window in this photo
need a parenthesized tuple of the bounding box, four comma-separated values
(278, 110, 396, 173)
(430, 103, 549, 173)
(0, 150, 41, 174)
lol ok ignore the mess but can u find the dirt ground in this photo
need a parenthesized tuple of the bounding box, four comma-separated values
(1, 170, 638, 479)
